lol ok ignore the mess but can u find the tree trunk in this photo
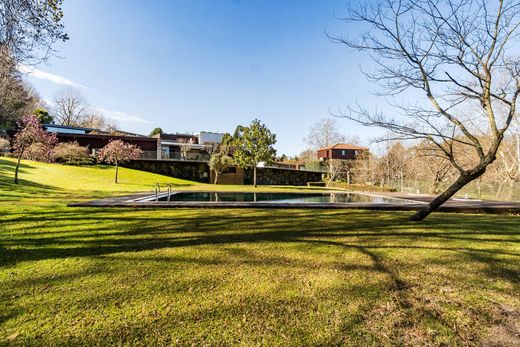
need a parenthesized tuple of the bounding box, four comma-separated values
(115, 161, 119, 183)
(410, 167, 486, 221)
(400, 169, 404, 192)
(253, 166, 257, 188)
(516, 131, 520, 178)
(14, 155, 22, 184)
(327, 173, 334, 188)
(214, 172, 219, 185)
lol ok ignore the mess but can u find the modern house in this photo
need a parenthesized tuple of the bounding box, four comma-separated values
(45, 125, 226, 162)
(317, 143, 368, 161)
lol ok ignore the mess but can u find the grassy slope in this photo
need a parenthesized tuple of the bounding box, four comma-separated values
(0, 158, 519, 346)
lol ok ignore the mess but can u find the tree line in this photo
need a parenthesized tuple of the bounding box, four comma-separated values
(292, 117, 520, 201)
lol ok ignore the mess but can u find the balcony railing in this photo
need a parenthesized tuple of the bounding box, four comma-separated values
(137, 151, 325, 172)
(138, 151, 210, 162)
(140, 151, 158, 160)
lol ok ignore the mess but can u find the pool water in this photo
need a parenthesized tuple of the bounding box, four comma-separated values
(155, 192, 412, 204)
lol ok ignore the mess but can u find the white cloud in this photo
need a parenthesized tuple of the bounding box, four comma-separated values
(97, 108, 151, 124)
(16, 66, 149, 126)
(18, 64, 87, 89)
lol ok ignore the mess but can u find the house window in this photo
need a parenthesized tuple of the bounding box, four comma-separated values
(341, 150, 346, 156)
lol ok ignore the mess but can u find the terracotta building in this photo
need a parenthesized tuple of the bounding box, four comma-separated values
(317, 143, 368, 161)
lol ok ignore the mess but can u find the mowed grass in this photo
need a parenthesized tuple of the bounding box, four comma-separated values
(0, 158, 519, 346)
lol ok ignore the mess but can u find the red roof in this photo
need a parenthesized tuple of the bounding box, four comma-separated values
(318, 143, 368, 151)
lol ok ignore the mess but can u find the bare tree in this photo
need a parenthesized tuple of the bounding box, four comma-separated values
(325, 159, 352, 187)
(350, 150, 377, 185)
(179, 138, 195, 160)
(411, 143, 456, 194)
(204, 142, 220, 157)
(78, 112, 118, 132)
(333, 0, 520, 220)
(0, 0, 68, 64)
(304, 118, 347, 149)
(495, 131, 520, 195)
(79, 113, 107, 130)
(378, 142, 411, 191)
(52, 88, 88, 126)
(507, 119, 520, 180)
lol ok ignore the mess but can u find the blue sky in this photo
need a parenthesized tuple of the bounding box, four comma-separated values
(21, 0, 385, 155)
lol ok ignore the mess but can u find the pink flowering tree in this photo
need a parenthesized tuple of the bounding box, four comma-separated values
(12, 115, 57, 184)
(97, 140, 142, 183)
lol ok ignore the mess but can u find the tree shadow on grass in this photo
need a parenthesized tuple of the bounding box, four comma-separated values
(1, 209, 519, 275)
(1, 208, 519, 345)
(0, 158, 64, 197)
(0, 158, 35, 172)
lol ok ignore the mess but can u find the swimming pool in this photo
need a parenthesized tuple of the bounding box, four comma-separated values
(136, 191, 416, 204)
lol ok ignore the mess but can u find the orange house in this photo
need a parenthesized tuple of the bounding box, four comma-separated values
(317, 143, 368, 160)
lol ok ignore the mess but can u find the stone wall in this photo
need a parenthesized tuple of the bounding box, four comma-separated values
(244, 167, 323, 186)
(209, 167, 245, 185)
(123, 161, 322, 186)
(123, 160, 210, 183)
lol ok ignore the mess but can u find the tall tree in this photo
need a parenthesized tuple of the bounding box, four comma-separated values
(0, 0, 68, 64)
(97, 140, 142, 183)
(12, 115, 57, 184)
(0, 47, 38, 130)
(232, 119, 277, 187)
(304, 118, 346, 149)
(33, 108, 53, 124)
(52, 88, 88, 126)
(334, 0, 520, 220)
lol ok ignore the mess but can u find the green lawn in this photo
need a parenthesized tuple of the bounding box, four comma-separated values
(1, 158, 519, 346)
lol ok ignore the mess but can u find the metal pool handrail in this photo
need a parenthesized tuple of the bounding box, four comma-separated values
(167, 184, 172, 201)
(154, 183, 161, 201)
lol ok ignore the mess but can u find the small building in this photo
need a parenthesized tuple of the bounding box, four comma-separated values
(317, 143, 368, 161)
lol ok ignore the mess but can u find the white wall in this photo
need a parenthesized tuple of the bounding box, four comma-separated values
(197, 131, 224, 144)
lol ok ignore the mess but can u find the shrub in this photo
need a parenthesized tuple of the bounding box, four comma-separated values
(22, 143, 55, 162)
(0, 138, 10, 154)
(52, 141, 91, 165)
